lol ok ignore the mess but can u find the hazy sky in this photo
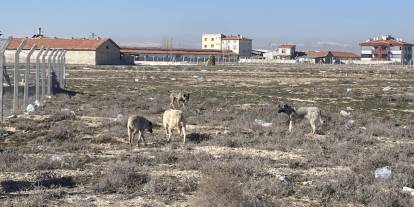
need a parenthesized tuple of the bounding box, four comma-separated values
(1, 0, 413, 52)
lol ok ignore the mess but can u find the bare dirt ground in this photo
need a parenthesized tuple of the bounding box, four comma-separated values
(1, 64, 414, 206)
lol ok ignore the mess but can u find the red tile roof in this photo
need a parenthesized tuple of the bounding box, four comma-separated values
(305, 51, 332, 58)
(330, 51, 360, 59)
(7, 37, 119, 51)
(360, 39, 413, 47)
(120, 47, 238, 56)
(279, 44, 295, 49)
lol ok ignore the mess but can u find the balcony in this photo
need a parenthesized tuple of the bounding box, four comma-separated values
(372, 49, 389, 55)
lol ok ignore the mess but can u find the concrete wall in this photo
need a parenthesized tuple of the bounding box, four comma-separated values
(5, 49, 96, 65)
(96, 40, 121, 65)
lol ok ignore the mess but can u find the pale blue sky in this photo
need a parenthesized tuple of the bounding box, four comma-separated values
(1, 0, 413, 52)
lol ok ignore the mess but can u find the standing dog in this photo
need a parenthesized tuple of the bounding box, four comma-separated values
(169, 90, 190, 108)
(163, 109, 187, 144)
(278, 104, 324, 134)
(127, 115, 153, 146)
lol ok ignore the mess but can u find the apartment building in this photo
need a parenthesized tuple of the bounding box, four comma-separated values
(202, 34, 252, 57)
(360, 35, 413, 65)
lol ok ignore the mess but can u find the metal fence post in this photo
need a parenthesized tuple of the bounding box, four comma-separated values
(23, 45, 37, 110)
(57, 50, 64, 88)
(47, 49, 56, 96)
(13, 38, 27, 114)
(41, 48, 50, 99)
(35, 47, 44, 103)
(0, 37, 11, 121)
(62, 50, 66, 88)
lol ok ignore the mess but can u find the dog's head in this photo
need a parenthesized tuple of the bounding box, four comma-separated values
(277, 104, 295, 115)
(183, 93, 190, 102)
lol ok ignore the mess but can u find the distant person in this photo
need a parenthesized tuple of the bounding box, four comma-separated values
(51, 71, 60, 94)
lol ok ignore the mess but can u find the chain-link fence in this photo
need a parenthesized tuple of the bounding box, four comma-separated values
(0, 37, 66, 121)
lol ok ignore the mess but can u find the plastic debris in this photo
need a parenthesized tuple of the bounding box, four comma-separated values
(346, 88, 352, 92)
(34, 100, 41, 107)
(340, 110, 351, 117)
(374, 166, 392, 180)
(383, 86, 392, 91)
(26, 104, 35, 113)
(134, 78, 139, 82)
(402, 187, 414, 196)
(170, 78, 176, 81)
(0, 129, 10, 138)
(255, 119, 273, 127)
(346, 107, 354, 111)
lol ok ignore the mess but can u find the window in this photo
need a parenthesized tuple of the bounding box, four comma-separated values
(204, 38, 207, 41)
(211, 44, 214, 48)
(361, 54, 372, 58)
(204, 45, 208, 48)
(211, 38, 214, 41)
(282, 49, 286, 54)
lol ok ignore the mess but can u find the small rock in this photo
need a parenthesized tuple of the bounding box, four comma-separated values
(255, 119, 273, 127)
(383, 86, 392, 91)
(170, 78, 176, 81)
(50, 155, 63, 162)
(345, 120, 355, 129)
(134, 78, 139, 82)
(346, 88, 352, 92)
(116, 114, 124, 121)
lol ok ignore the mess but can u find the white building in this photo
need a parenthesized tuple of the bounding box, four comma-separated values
(202, 34, 252, 57)
(201, 34, 224, 50)
(360, 35, 413, 65)
(263, 44, 296, 60)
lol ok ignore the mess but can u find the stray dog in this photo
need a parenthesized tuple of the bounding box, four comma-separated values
(163, 109, 186, 144)
(169, 90, 190, 108)
(278, 104, 324, 134)
(127, 115, 153, 146)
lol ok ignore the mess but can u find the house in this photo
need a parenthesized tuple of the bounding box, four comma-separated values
(6, 36, 121, 65)
(202, 33, 252, 57)
(263, 44, 296, 60)
(360, 35, 413, 65)
(221, 35, 252, 57)
(120, 47, 238, 63)
(331, 51, 360, 64)
(297, 51, 333, 64)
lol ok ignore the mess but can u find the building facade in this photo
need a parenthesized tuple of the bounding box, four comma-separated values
(202, 34, 223, 50)
(360, 35, 413, 65)
(263, 44, 296, 60)
(202, 34, 252, 57)
(298, 51, 333, 64)
(6, 37, 121, 65)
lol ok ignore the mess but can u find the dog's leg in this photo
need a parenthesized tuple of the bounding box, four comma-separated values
(128, 127, 132, 145)
(136, 130, 142, 145)
(132, 129, 138, 145)
(310, 120, 316, 134)
(181, 124, 186, 144)
(141, 132, 147, 146)
(289, 120, 293, 133)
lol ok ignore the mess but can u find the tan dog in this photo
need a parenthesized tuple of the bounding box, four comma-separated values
(163, 109, 186, 144)
(127, 115, 153, 146)
(169, 90, 190, 108)
(278, 104, 324, 134)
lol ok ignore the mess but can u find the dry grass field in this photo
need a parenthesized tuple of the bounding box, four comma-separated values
(1, 64, 414, 206)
